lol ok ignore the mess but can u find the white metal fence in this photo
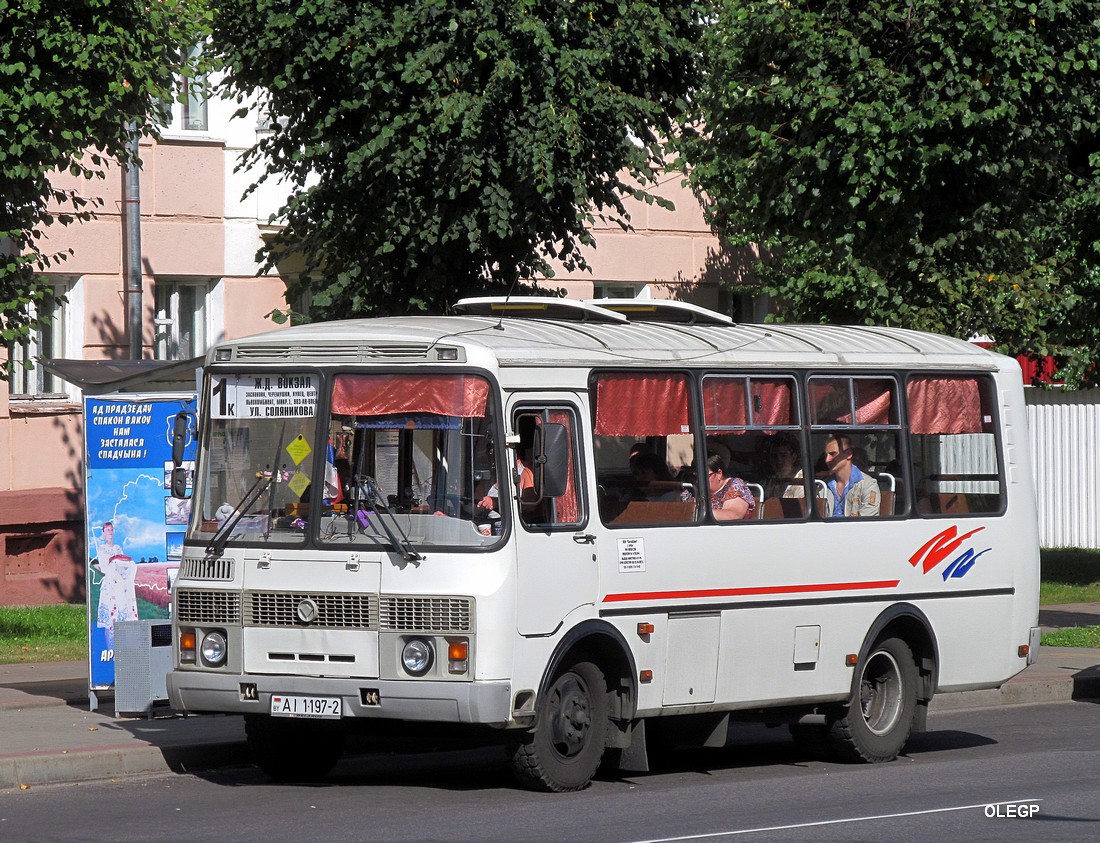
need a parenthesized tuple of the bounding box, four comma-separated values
(1025, 387, 1100, 549)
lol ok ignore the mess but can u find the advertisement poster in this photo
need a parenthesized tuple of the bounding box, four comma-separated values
(85, 394, 197, 690)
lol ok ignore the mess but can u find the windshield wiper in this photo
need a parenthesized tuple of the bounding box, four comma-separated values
(205, 470, 277, 559)
(353, 475, 423, 563)
(207, 427, 287, 559)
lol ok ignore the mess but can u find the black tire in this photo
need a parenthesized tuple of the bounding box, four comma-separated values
(828, 636, 918, 763)
(245, 714, 346, 783)
(507, 660, 609, 792)
(789, 723, 837, 761)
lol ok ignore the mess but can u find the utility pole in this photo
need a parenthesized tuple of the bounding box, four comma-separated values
(122, 126, 143, 360)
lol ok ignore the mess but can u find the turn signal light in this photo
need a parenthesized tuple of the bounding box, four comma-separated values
(637, 622, 655, 636)
(447, 638, 469, 674)
(845, 653, 859, 667)
(640, 670, 653, 683)
(180, 630, 197, 663)
(1018, 644, 1030, 658)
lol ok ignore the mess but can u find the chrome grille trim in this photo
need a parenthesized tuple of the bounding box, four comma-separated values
(379, 596, 474, 633)
(178, 557, 234, 581)
(175, 589, 241, 624)
(244, 592, 378, 629)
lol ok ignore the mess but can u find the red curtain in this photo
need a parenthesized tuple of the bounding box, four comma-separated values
(908, 377, 983, 434)
(811, 378, 892, 425)
(702, 378, 747, 427)
(702, 377, 793, 428)
(331, 374, 489, 417)
(594, 373, 691, 436)
(547, 410, 580, 524)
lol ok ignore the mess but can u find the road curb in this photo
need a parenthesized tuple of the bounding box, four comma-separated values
(0, 740, 251, 791)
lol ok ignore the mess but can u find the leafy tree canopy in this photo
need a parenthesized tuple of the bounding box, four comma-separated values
(682, 0, 1100, 386)
(0, 0, 210, 379)
(212, 0, 701, 319)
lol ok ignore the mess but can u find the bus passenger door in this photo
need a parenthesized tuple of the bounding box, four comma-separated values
(511, 399, 597, 636)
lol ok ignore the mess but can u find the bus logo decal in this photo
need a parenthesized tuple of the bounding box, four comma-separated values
(909, 525, 988, 578)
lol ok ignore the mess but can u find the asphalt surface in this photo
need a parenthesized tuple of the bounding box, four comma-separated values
(2, 604, 1098, 791)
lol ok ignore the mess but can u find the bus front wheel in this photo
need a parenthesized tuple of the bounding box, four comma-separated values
(245, 714, 346, 782)
(828, 636, 917, 763)
(507, 660, 609, 792)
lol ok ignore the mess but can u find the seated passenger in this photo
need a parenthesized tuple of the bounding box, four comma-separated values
(706, 453, 755, 521)
(763, 433, 805, 499)
(821, 434, 880, 517)
(630, 452, 681, 501)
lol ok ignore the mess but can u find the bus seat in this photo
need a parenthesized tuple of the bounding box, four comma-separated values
(878, 489, 894, 516)
(761, 497, 783, 521)
(609, 500, 695, 525)
(938, 492, 970, 514)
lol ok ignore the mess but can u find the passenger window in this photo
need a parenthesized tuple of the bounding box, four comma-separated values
(809, 376, 903, 519)
(702, 375, 808, 521)
(591, 372, 699, 526)
(513, 408, 584, 529)
(907, 376, 1003, 515)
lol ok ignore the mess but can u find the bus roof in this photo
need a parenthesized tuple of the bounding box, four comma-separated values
(218, 299, 1008, 373)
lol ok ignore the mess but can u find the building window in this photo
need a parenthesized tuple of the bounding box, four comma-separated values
(7, 283, 69, 399)
(159, 44, 209, 133)
(155, 280, 208, 360)
(593, 283, 645, 299)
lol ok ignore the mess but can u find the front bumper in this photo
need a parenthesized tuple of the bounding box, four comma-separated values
(167, 670, 513, 726)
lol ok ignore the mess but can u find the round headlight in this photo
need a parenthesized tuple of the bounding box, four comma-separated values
(200, 631, 228, 666)
(401, 638, 434, 676)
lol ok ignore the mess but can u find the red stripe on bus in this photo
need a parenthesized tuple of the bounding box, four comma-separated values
(602, 580, 901, 603)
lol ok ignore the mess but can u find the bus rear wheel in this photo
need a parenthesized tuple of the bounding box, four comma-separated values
(245, 714, 346, 783)
(828, 636, 917, 763)
(507, 660, 609, 792)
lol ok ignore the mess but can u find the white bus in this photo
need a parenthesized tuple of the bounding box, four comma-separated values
(166, 297, 1040, 791)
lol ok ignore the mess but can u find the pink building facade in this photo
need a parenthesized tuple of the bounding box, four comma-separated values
(1, 101, 743, 605)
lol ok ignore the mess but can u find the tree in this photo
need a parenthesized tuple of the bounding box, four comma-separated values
(0, 0, 210, 380)
(682, 0, 1100, 386)
(211, 0, 701, 319)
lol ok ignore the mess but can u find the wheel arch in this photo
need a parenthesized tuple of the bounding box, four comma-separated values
(539, 619, 639, 723)
(855, 603, 940, 707)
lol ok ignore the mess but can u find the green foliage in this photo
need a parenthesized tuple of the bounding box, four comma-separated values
(0, 0, 211, 378)
(682, 0, 1100, 386)
(1040, 547, 1100, 604)
(1041, 626, 1100, 647)
(212, 0, 701, 318)
(0, 604, 86, 663)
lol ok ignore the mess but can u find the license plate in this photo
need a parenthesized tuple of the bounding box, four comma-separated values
(270, 694, 342, 719)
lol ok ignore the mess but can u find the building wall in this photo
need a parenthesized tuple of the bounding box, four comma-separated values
(1, 95, 289, 605)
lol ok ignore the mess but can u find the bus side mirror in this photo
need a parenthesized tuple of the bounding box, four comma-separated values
(533, 423, 568, 499)
(171, 412, 195, 499)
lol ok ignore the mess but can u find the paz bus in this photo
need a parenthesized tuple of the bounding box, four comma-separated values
(166, 297, 1040, 791)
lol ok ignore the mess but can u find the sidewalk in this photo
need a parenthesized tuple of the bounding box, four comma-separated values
(2, 605, 1098, 791)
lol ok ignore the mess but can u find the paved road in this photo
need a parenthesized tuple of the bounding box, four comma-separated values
(1, 699, 1098, 843)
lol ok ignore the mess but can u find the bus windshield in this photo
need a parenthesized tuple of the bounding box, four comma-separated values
(188, 371, 502, 551)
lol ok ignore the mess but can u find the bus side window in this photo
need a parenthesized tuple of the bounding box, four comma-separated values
(907, 376, 1003, 516)
(514, 408, 584, 529)
(809, 376, 903, 519)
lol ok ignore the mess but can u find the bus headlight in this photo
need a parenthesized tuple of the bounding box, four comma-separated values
(401, 638, 434, 676)
(200, 631, 228, 667)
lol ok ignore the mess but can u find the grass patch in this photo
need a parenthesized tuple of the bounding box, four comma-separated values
(1040, 626, 1100, 648)
(0, 604, 87, 665)
(1040, 547, 1100, 605)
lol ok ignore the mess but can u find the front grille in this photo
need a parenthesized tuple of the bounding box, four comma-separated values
(245, 592, 378, 629)
(379, 596, 473, 633)
(178, 557, 234, 581)
(176, 589, 241, 624)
